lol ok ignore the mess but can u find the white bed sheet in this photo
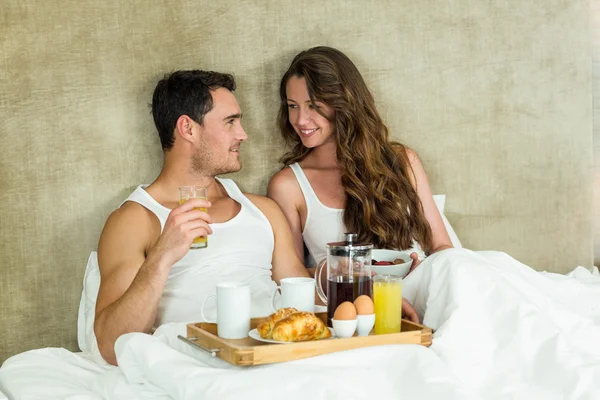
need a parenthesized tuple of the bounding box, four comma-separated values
(1, 249, 599, 400)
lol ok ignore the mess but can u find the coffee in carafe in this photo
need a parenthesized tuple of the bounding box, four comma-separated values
(315, 233, 373, 325)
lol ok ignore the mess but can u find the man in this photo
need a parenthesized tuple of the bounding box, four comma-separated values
(94, 70, 418, 366)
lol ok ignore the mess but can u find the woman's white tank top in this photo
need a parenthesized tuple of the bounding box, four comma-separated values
(289, 163, 426, 264)
(289, 163, 345, 265)
(120, 178, 277, 326)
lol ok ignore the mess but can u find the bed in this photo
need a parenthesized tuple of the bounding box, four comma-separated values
(1, 247, 599, 399)
(0, 0, 595, 399)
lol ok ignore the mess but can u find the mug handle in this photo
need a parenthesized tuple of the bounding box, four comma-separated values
(271, 286, 282, 312)
(201, 294, 217, 323)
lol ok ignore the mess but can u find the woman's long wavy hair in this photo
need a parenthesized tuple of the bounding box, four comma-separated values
(277, 46, 433, 252)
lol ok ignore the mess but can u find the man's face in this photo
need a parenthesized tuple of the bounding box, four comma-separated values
(191, 88, 248, 176)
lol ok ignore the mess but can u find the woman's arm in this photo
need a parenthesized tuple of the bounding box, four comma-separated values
(267, 168, 307, 263)
(405, 148, 453, 254)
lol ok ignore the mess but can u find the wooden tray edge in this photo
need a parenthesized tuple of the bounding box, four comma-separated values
(185, 318, 434, 366)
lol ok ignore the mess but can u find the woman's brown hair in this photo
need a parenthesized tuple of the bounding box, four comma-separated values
(277, 46, 433, 252)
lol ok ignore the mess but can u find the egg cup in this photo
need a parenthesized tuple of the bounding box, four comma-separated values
(356, 314, 375, 336)
(332, 319, 357, 338)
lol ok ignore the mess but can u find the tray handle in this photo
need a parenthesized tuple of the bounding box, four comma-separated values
(177, 335, 221, 358)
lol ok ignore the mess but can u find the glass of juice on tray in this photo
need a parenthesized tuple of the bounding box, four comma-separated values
(373, 274, 403, 334)
(179, 185, 208, 249)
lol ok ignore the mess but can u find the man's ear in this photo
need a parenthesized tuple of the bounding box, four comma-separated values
(175, 115, 197, 144)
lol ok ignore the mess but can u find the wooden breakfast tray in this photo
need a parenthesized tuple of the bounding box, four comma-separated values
(178, 312, 432, 366)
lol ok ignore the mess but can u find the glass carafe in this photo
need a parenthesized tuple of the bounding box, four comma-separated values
(315, 233, 373, 325)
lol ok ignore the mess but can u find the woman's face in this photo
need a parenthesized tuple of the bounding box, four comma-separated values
(285, 75, 335, 149)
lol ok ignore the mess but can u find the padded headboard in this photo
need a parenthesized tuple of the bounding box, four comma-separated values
(0, 0, 592, 361)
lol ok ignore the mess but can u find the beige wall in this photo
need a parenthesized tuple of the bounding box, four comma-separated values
(0, 0, 593, 361)
(593, 0, 600, 266)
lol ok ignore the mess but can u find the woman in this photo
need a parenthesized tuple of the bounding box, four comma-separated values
(268, 46, 453, 275)
(266, 48, 600, 393)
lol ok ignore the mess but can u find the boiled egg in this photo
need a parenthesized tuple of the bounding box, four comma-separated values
(333, 301, 357, 320)
(353, 295, 374, 315)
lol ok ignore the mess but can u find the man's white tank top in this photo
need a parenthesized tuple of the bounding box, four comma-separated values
(120, 178, 277, 327)
(289, 163, 426, 263)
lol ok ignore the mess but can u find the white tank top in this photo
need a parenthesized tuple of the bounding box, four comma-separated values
(120, 178, 277, 326)
(289, 163, 426, 262)
(289, 163, 345, 265)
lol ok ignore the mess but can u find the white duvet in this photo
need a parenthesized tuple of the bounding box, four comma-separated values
(1, 248, 600, 400)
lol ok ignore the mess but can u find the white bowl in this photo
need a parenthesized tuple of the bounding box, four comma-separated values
(371, 249, 413, 278)
(356, 314, 375, 336)
(332, 319, 357, 338)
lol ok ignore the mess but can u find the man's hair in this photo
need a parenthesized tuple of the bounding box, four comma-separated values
(151, 70, 236, 150)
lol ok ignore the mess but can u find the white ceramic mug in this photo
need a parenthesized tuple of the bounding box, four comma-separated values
(271, 277, 315, 312)
(201, 282, 251, 339)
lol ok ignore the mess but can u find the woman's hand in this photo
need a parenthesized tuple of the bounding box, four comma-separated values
(406, 252, 421, 276)
(402, 298, 419, 323)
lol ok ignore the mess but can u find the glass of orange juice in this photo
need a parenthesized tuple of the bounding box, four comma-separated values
(373, 275, 403, 334)
(179, 185, 208, 249)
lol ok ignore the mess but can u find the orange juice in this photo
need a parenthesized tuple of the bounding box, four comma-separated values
(373, 276, 403, 334)
(179, 198, 208, 248)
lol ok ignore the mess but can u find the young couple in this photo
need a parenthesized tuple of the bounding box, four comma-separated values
(94, 46, 452, 365)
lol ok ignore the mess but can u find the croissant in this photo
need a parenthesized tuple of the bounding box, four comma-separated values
(257, 307, 298, 339)
(271, 312, 332, 342)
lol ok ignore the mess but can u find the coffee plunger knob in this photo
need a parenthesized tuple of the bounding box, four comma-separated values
(344, 233, 357, 244)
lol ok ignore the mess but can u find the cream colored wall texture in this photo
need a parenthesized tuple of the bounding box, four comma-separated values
(592, 0, 600, 266)
(0, 0, 592, 360)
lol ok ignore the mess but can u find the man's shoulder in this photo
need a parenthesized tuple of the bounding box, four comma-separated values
(244, 192, 280, 213)
(99, 201, 158, 248)
(108, 200, 155, 225)
(243, 192, 292, 238)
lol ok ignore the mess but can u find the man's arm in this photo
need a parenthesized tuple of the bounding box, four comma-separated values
(94, 199, 211, 366)
(246, 194, 310, 283)
(94, 203, 167, 366)
(248, 193, 415, 318)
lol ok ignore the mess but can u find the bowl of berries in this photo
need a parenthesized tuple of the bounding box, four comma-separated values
(371, 249, 413, 278)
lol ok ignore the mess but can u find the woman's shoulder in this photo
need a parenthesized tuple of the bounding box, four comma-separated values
(268, 165, 296, 187)
(390, 143, 421, 164)
(389, 144, 423, 186)
(267, 166, 303, 202)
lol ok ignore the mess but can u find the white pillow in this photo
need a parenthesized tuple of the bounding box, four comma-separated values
(432, 194, 463, 248)
(77, 251, 100, 353)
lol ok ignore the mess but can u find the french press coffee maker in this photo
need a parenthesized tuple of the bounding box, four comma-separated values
(315, 233, 373, 325)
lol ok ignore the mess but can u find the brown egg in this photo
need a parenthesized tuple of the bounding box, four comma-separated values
(333, 301, 357, 320)
(354, 295, 374, 315)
